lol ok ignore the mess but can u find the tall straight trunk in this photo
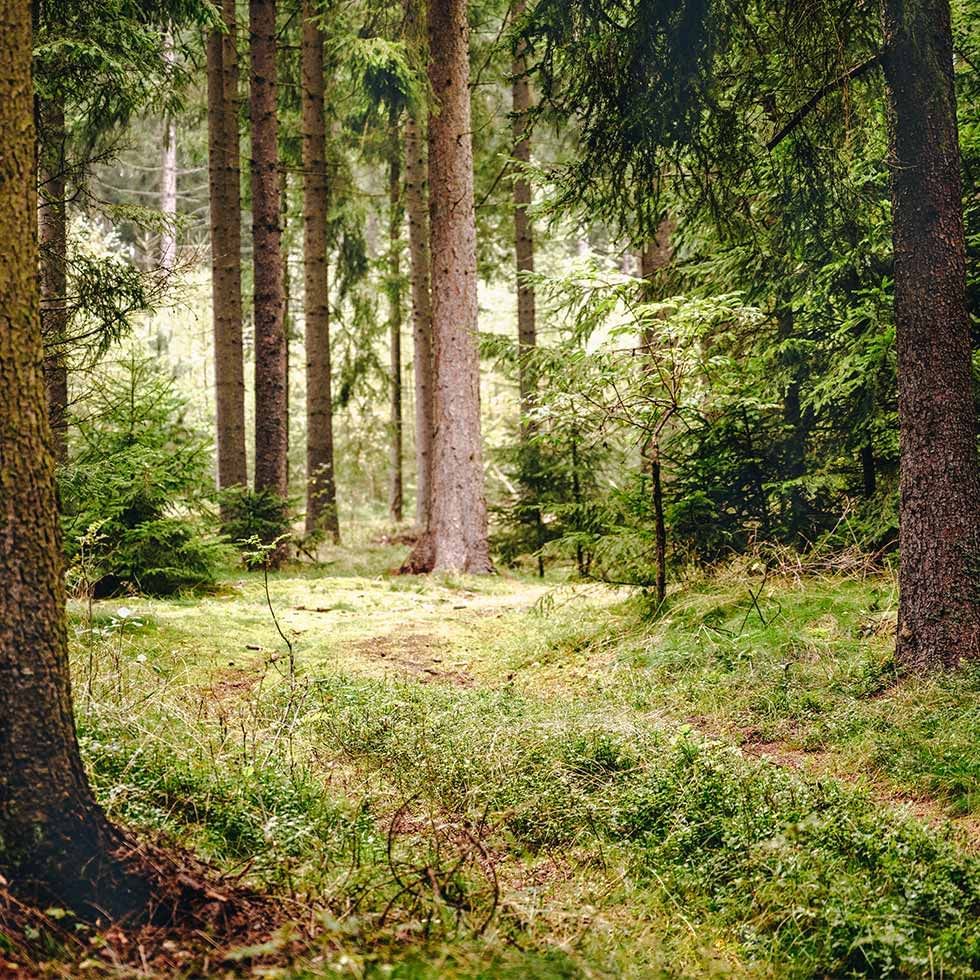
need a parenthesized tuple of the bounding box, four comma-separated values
(403, 0, 491, 573)
(301, 2, 339, 541)
(38, 97, 68, 462)
(280, 167, 291, 481)
(639, 220, 673, 605)
(160, 26, 178, 273)
(1, 1, 147, 917)
(207, 0, 247, 498)
(512, 0, 535, 428)
(403, 0, 434, 532)
(388, 117, 405, 523)
(249, 0, 288, 517)
(880, 0, 980, 669)
(776, 301, 807, 539)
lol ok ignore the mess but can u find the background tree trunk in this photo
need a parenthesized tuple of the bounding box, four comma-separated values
(388, 116, 405, 524)
(160, 25, 178, 274)
(402, 0, 434, 533)
(302, 2, 340, 542)
(405, 0, 491, 573)
(512, 0, 535, 430)
(639, 220, 673, 605)
(207, 0, 247, 503)
(880, 0, 980, 669)
(38, 97, 69, 463)
(0, 1, 147, 917)
(249, 0, 288, 542)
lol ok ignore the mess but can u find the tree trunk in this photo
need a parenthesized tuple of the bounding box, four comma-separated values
(249, 0, 288, 551)
(1, 1, 148, 918)
(512, 0, 535, 429)
(402, 0, 491, 573)
(861, 438, 876, 499)
(280, 167, 291, 482)
(777, 301, 808, 540)
(301, 2, 339, 541)
(388, 117, 405, 524)
(207, 0, 247, 502)
(160, 26, 178, 274)
(639, 221, 673, 604)
(402, 0, 434, 532)
(38, 97, 69, 463)
(880, 0, 980, 669)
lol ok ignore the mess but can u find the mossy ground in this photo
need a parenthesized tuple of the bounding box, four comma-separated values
(19, 531, 979, 976)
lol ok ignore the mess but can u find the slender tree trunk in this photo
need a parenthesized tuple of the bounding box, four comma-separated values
(402, 52, 434, 532)
(402, 0, 491, 573)
(861, 439, 876, 499)
(38, 97, 69, 462)
(639, 221, 673, 604)
(880, 0, 980, 669)
(207, 0, 247, 502)
(250, 0, 289, 554)
(512, 0, 535, 429)
(1, 1, 147, 917)
(776, 301, 807, 540)
(388, 117, 405, 523)
(280, 167, 291, 482)
(301, 3, 339, 541)
(160, 26, 178, 273)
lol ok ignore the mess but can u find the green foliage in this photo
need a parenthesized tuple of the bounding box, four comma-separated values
(218, 488, 293, 567)
(60, 352, 229, 595)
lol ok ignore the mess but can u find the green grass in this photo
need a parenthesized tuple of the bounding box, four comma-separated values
(53, 547, 980, 976)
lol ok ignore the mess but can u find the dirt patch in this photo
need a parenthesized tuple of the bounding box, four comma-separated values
(208, 666, 264, 702)
(0, 839, 309, 977)
(353, 632, 474, 687)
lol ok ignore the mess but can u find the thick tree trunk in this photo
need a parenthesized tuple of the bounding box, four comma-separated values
(512, 0, 535, 428)
(388, 120, 405, 524)
(402, 36, 434, 532)
(301, 4, 339, 542)
(1, 2, 147, 918)
(249, 0, 288, 548)
(402, 0, 491, 573)
(880, 0, 980, 669)
(38, 97, 69, 463)
(207, 0, 247, 501)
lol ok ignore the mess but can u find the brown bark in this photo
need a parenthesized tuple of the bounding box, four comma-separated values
(402, 0, 434, 532)
(207, 0, 247, 499)
(512, 0, 535, 429)
(0, 2, 147, 917)
(402, 0, 491, 573)
(249, 0, 288, 516)
(38, 97, 68, 463)
(880, 0, 980, 669)
(388, 117, 405, 524)
(301, 3, 339, 541)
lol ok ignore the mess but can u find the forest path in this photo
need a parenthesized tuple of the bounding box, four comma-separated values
(65, 547, 980, 976)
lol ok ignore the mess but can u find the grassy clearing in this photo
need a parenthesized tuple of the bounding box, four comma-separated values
(41, 545, 980, 976)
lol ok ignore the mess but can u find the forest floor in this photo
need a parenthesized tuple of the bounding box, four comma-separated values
(7, 531, 980, 977)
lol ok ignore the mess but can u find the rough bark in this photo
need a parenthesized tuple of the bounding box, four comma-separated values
(402, 0, 491, 573)
(402, 0, 434, 532)
(880, 0, 980, 669)
(207, 0, 247, 499)
(0, 1, 147, 917)
(301, 4, 340, 541)
(388, 119, 405, 524)
(38, 97, 69, 463)
(249, 0, 288, 521)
